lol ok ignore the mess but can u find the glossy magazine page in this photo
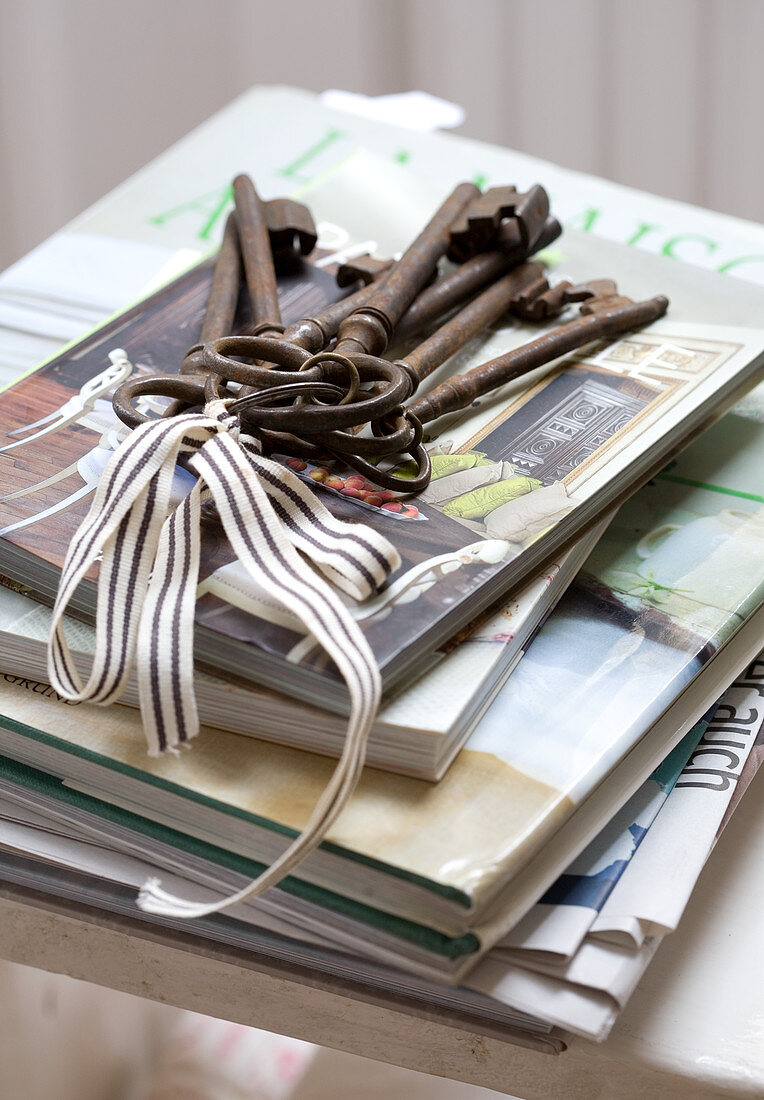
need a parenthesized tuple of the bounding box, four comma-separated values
(1, 163, 763, 709)
(0, 538, 584, 779)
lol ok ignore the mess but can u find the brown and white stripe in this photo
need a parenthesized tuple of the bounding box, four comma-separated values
(48, 389, 399, 919)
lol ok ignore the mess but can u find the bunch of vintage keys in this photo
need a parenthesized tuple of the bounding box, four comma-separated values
(113, 174, 669, 493)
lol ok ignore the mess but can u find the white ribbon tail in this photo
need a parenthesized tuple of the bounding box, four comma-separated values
(48, 395, 399, 920)
(136, 428, 382, 918)
(47, 412, 213, 704)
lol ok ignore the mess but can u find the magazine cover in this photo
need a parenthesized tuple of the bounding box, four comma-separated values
(1, 168, 763, 704)
(0, 537, 597, 780)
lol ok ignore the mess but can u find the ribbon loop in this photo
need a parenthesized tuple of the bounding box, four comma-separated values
(48, 364, 400, 918)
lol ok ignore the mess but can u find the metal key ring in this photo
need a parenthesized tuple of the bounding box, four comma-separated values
(374, 406, 424, 449)
(113, 375, 208, 429)
(204, 372, 228, 404)
(312, 411, 417, 458)
(298, 350, 361, 406)
(210, 352, 414, 434)
(318, 407, 422, 458)
(332, 435, 431, 494)
(232, 381, 348, 415)
(203, 335, 319, 389)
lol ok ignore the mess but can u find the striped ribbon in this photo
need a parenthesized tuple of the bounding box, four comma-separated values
(48, 391, 400, 918)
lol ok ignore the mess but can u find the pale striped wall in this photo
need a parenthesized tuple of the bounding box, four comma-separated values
(1, 0, 762, 269)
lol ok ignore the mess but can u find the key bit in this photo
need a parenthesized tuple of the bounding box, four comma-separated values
(336, 254, 396, 288)
(512, 278, 620, 322)
(448, 184, 550, 262)
(395, 215, 561, 342)
(265, 196, 318, 271)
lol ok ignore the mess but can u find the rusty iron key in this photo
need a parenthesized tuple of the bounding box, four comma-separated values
(113, 173, 669, 500)
(265, 196, 317, 271)
(448, 185, 551, 262)
(202, 207, 558, 378)
(295, 263, 552, 491)
(394, 215, 561, 342)
(234, 173, 284, 341)
(201, 183, 502, 480)
(204, 181, 551, 405)
(180, 211, 242, 379)
(288, 281, 669, 490)
(408, 291, 670, 425)
(223, 263, 552, 491)
(331, 182, 480, 360)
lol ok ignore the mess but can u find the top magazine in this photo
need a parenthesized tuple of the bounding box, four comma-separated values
(1, 170, 763, 714)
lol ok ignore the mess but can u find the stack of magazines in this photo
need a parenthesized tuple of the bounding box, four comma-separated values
(0, 90, 763, 1055)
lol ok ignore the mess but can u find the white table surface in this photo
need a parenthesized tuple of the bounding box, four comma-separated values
(0, 765, 761, 1099)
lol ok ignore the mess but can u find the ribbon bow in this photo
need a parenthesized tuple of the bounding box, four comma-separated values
(48, 379, 400, 919)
